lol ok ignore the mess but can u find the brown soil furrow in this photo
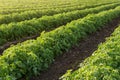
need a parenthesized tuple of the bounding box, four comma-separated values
(29, 17, 120, 80)
(0, 34, 39, 55)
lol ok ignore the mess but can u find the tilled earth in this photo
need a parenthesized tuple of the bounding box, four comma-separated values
(30, 17, 120, 80)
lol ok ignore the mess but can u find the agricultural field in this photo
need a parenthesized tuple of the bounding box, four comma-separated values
(0, 0, 120, 80)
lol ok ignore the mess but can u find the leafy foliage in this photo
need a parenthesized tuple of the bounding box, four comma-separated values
(0, 3, 120, 46)
(61, 16, 120, 80)
(0, 6, 120, 79)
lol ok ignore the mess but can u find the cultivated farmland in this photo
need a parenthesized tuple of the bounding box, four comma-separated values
(0, 0, 120, 80)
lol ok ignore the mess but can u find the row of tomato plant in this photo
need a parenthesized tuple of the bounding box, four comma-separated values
(0, 0, 82, 12)
(61, 20, 120, 80)
(0, 3, 119, 46)
(0, 0, 117, 14)
(0, 2, 82, 14)
(0, 6, 120, 80)
(0, 2, 117, 24)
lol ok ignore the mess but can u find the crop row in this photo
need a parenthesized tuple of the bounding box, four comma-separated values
(0, 6, 120, 80)
(61, 21, 120, 80)
(0, 2, 118, 24)
(0, 0, 118, 11)
(0, 3, 120, 46)
(0, 0, 80, 10)
(0, 1, 104, 15)
(0, 3, 82, 14)
(0, 2, 117, 15)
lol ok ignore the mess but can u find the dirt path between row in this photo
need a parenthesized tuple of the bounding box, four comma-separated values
(0, 34, 40, 55)
(29, 17, 120, 80)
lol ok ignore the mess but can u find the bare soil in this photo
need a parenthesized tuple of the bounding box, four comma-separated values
(29, 18, 120, 80)
(0, 34, 39, 55)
